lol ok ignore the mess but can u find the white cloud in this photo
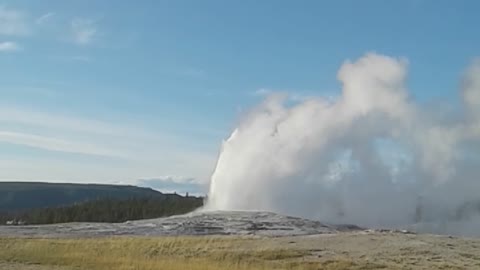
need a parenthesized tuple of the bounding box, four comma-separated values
(70, 18, 97, 45)
(0, 105, 217, 183)
(463, 59, 480, 117)
(35, 12, 55, 25)
(253, 88, 329, 103)
(182, 67, 207, 79)
(35, 12, 55, 24)
(0, 106, 140, 136)
(253, 88, 273, 96)
(4, 86, 57, 97)
(0, 158, 136, 184)
(0, 131, 125, 157)
(136, 177, 206, 195)
(0, 41, 20, 52)
(71, 55, 92, 62)
(0, 6, 29, 36)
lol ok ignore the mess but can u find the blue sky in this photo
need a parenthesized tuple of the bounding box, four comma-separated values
(0, 0, 479, 193)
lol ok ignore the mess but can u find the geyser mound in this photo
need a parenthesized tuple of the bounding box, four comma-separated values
(206, 53, 480, 236)
(0, 211, 361, 237)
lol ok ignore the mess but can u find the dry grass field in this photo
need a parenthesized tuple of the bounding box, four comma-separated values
(1, 232, 480, 269)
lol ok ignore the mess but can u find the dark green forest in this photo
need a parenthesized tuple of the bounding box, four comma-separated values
(0, 195, 203, 225)
(0, 182, 166, 211)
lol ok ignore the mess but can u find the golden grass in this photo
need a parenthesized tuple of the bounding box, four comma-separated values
(0, 237, 298, 270)
(0, 236, 384, 270)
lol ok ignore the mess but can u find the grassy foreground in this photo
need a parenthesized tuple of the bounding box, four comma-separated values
(0, 236, 380, 270)
(2, 233, 479, 269)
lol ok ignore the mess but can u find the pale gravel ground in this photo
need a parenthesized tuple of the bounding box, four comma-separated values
(0, 211, 357, 238)
(271, 232, 480, 269)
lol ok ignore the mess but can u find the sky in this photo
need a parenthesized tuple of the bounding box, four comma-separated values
(0, 0, 479, 194)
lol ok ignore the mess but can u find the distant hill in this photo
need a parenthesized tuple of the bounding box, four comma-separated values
(0, 182, 172, 211)
(0, 196, 204, 225)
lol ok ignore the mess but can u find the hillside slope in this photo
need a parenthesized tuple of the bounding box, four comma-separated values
(0, 182, 165, 211)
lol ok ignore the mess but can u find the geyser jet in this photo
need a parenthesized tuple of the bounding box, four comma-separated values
(206, 53, 480, 235)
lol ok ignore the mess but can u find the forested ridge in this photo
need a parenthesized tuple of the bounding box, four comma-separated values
(0, 182, 165, 211)
(0, 182, 204, 225)
(0, 195, 203, 225)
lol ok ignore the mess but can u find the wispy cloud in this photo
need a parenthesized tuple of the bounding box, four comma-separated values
(0, 131, 125, 157)
(253, 88, 337, 103)
(253, 88, 273, 96)
(70, 18, 97, 45)
(12, 86, 57, 97)
(0, 106, 145, 137)
(0, 6, 29, 36)
(35, 12, 55, 25)
(136, 177, 206, 195)
(71, 55, 92, 62)
(0, 41, 20, 52)
(1, 6, 104, 50)
(0, 105, 217, 184)
(182, 67, 207, 79)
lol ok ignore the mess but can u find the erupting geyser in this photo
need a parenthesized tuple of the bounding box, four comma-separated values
(206, 53, 480, 235)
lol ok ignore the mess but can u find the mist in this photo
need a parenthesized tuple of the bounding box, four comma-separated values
(206, 53, 480, 236)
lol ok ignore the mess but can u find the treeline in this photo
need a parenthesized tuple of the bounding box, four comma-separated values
(0, 195, 203, 225)
(0, 182, 165, 211)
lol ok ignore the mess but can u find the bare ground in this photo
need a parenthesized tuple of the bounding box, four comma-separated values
(269, 232, 480, 269)
(1, 212, 479, 269)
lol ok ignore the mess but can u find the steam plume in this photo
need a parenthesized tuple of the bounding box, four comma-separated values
(206, 53, 480, 236)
